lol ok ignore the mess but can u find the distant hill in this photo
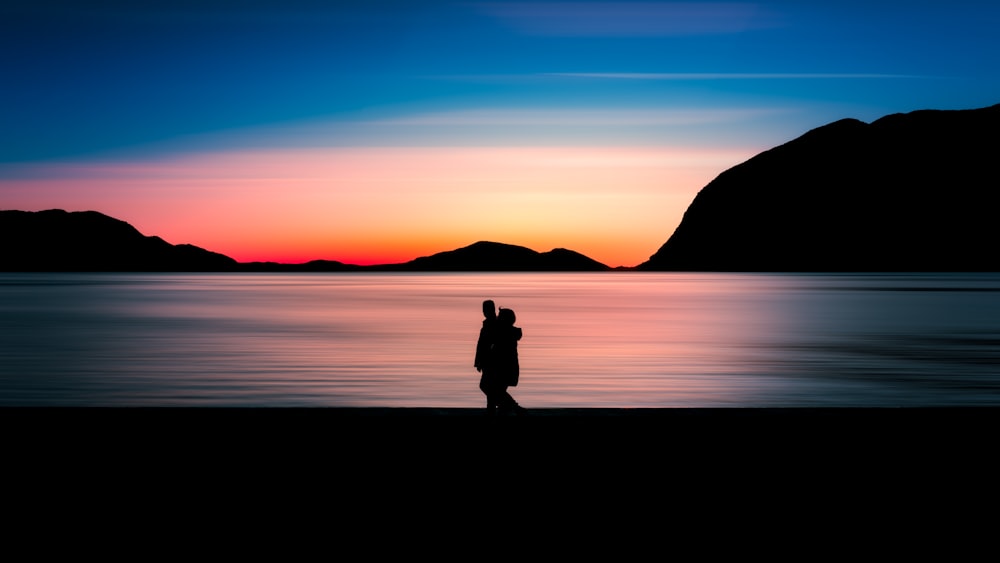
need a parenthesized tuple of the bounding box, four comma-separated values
(239, 242, 609, 272)
(372, 241, 611, 271)
(236, 259, 365, 272)
(638, 103, 1000, 271)
(0, 210, 610, 271)
(0, 209, 238, 271)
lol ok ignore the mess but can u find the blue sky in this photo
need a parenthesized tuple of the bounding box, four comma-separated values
(2, 1, 999, 266)
(5, 0, 999, 161)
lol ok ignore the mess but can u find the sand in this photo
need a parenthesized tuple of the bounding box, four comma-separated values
(5, 406, 994, 538)
(6, 405, 996, 459)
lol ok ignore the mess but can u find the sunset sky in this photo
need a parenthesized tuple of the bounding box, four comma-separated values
(3, 1, 999, 267)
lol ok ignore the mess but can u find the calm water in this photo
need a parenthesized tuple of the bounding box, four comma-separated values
(1, 272, 998, 408)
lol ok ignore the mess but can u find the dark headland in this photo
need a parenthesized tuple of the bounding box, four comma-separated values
(638, 103, 1000, 271)
(0, 209, 239, 272)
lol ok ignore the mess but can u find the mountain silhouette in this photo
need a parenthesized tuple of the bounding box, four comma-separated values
(372, 241, 610, 271)
(0, 210, 610, 271)
(237, 259, 365, 272)
(638, 103, 1000, 271)
(0, 209, 238, 271)
(7, 103, 998, 273)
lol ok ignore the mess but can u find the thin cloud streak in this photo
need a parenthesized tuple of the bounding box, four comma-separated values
(371, 107, 787, 126)
(550, 72, 930, 80)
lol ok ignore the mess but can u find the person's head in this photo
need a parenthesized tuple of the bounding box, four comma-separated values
(482, 299, 496, 320)
(498, 307, 515, 325)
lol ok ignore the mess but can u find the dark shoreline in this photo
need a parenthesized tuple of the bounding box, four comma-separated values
(7, 406, 997, 518)
(7, 405, 998, 450)
(8, 404, 999, 422)
(7, 404, 999, 417)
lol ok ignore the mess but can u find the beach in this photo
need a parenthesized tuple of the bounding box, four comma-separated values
(7, 406, 996, 464)
(6, 405, 996, 546)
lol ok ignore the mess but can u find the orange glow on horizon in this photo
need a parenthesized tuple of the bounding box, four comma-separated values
(1, 145, 756, 267)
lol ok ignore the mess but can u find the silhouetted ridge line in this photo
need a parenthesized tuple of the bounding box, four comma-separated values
(0, 209, 237, 272)
(236, 259, 365, 272)
(0, 211, 611, 271)
(638, 103, 1000, 272)
(372, 241, 611, 271)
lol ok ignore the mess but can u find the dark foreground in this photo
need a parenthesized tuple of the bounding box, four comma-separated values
(8, 406, 998, 495)
(6, 406, 998, 462)
(5, 406, 998, 549)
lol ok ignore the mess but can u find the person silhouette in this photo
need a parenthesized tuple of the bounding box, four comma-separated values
(474, 299, 525, 415)
(475, 300, 497, 377)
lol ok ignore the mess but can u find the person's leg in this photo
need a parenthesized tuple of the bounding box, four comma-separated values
(499, 388, 526, 414)
(479, 375, 495, 411)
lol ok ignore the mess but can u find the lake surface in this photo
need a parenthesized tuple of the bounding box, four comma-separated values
(1, 272, 998, 408)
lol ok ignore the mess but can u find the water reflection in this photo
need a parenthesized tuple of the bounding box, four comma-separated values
(0, 272, 997, 407)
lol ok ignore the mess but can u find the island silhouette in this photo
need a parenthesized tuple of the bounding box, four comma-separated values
(3, 103, 998, 272)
